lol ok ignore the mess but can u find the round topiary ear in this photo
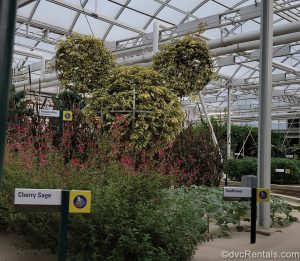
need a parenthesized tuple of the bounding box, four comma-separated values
(55, 33, 115, 94)
(152, 34, 215, 97)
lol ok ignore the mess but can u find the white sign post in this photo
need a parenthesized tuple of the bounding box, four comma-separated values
(39, 109, 60, 118)
(14, 188, 62, 206)
(223, 186, 252, 200)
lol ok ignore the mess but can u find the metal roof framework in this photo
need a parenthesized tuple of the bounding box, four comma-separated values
(13, 0, 300, 125)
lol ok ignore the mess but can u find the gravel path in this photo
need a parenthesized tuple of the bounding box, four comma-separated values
(0, 233, 55, 261)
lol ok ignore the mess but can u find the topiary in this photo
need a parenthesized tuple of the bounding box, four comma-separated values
(85, 65, 184, 152)
(55, 33, 115, 93)
(152, 32, 215, 97)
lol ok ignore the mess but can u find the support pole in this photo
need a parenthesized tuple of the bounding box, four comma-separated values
(0, 0, 18, 181)
(225, 86, 232, 186)
(59, 110, 63, 140)
(258, 0, 273, 229)
(251, 188, 257, 244)
(199, 92, 218, 148)
(58, 190, 69, 261)
(227, 86, 231, 160)
(199, 92, 224, 183)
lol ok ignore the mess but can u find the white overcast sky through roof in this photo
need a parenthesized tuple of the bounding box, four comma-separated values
(14, 0, 300, 126)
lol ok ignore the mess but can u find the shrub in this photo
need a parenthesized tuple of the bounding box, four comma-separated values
(271, 158, 300, 184)
(0, 159, 208, 260)
(224, 157, 300, 184)
(55, 33, 115, 93)
(85, 66, 184, 153)
(158, 125, 223, 187)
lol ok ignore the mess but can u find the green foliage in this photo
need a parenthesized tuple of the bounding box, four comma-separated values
(8, 85, 30, 124)
(0, 160, 204, 261)
(85, 65, 184, 152)
(224, 157, 257, 180)
(1, 155, 298, 260)
(200, 121, 285, 158)
(271, 157, 300, 184)
(52, 88, 85, 110)
(271, 196, 295, 227)
(152, 34, 214, 97)
(55, 33, 115, 93)
(224, 157, 300, 184)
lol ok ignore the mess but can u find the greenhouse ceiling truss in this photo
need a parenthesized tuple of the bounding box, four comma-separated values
(12, 0, 300, 123)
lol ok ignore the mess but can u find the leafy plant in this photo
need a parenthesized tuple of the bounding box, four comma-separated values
(152, 33, 214, 97)
(85, 65, 184, 152)
(159, 124, 223, 187)
(52, 89, 85, 110)
(8, 85, 31, 124)
(55, 33, 115, 93)
(271, 196, 295, 227)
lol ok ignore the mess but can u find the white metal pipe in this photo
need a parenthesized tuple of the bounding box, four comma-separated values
(117, 53, 153, 65)
(153, 21, 168, 53)
(116, 32, 300, 65)
(15, 79, 59, 92)
(14, 20, 300, 94)
(209, 19, 300, 49)
(230, 113, 300, 120)
(272, 60, 300, 73)
(153, 21, 159, 53)
(14, 73, 57, 88)
(213, 32, 300, 56)
(14, 47, 49, 79)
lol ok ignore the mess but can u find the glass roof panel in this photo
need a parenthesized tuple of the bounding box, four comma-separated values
(146, 19, 173, 32)
(156, 6, 186, 24)
(105, 26, 138, 42)
(128, 0, 161, 15)
(117, 8, 150, 30)
(203, 28, 220, 39)
(86, 0, 122, 18)
(12, 0, 300, 118)
(35, 42, 56, 53)
(32, 1, 77, 29)
(168, 0, 204, 13)
(73, 14, 111, 38)
(17, 2, 35, 18)
(193, 1, 227, 18)
(235, 20, 260, 34)
(214, 0, 242, 8)
(15, 36, 37, 47)
(218, 64, 240, 77)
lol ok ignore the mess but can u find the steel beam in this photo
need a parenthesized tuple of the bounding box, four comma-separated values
(46, 0, 145, 34)
(18, 0, 35, 8)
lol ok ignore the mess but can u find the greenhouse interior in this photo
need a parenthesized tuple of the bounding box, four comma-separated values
(1, 0, 300, 260)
